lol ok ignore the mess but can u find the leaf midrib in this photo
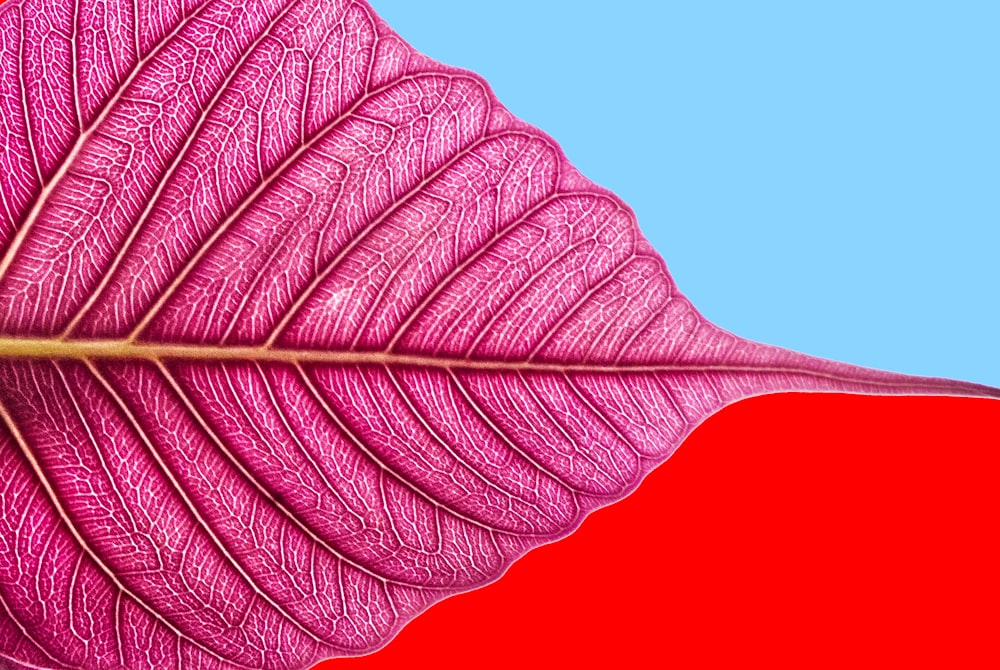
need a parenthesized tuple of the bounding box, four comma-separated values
(0, 336, 642, 369)
(5, 335, 999, 399)
(0, 335, 969, 386)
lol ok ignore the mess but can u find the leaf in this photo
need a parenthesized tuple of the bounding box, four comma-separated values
(0, 0, 994, 668)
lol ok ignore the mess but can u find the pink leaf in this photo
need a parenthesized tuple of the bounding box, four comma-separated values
(0, 0, 995, 668)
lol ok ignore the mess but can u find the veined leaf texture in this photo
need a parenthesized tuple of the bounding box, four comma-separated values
(0, 0, 995, 668)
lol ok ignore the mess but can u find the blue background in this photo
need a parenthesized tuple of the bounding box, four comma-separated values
(369, 1, 998, 387)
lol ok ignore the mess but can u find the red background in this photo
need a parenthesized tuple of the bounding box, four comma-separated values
(317, 393, 998, 669)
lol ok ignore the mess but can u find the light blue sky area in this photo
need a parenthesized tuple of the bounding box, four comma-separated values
(369, 1, 998, 387)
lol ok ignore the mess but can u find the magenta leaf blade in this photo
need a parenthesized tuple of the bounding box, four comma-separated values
(0, 0, 996, 668)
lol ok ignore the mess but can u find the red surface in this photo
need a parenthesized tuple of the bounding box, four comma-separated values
(318, 393, 999, 669)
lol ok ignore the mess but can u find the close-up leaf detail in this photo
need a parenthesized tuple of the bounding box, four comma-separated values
(0, 0, 995, 668)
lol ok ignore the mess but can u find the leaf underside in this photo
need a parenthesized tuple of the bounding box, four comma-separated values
(0, 0, 995, 668)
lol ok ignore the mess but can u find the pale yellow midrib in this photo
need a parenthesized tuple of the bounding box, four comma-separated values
(0, 336, 653, 371)
(0, 336, 993, 398)
(0, 335, 744, 374)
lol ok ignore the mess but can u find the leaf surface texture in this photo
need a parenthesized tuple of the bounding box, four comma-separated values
(0, 0, 995, 668)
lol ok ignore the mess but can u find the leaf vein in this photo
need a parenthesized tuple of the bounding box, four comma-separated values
(128, 72, 449, 342)
(526, 247, 639, 361)
(386, 169, 562, 353)
(86, 359, 343, 652)
(383, 366, 560, 532)
(0, 375, 234, 667)
(153, 360, 414, 588)
(449, 369, 588, 502)
(0, 0, 216, 286)
(60, 0, 303, 338)
(294, 362, 534, 560)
